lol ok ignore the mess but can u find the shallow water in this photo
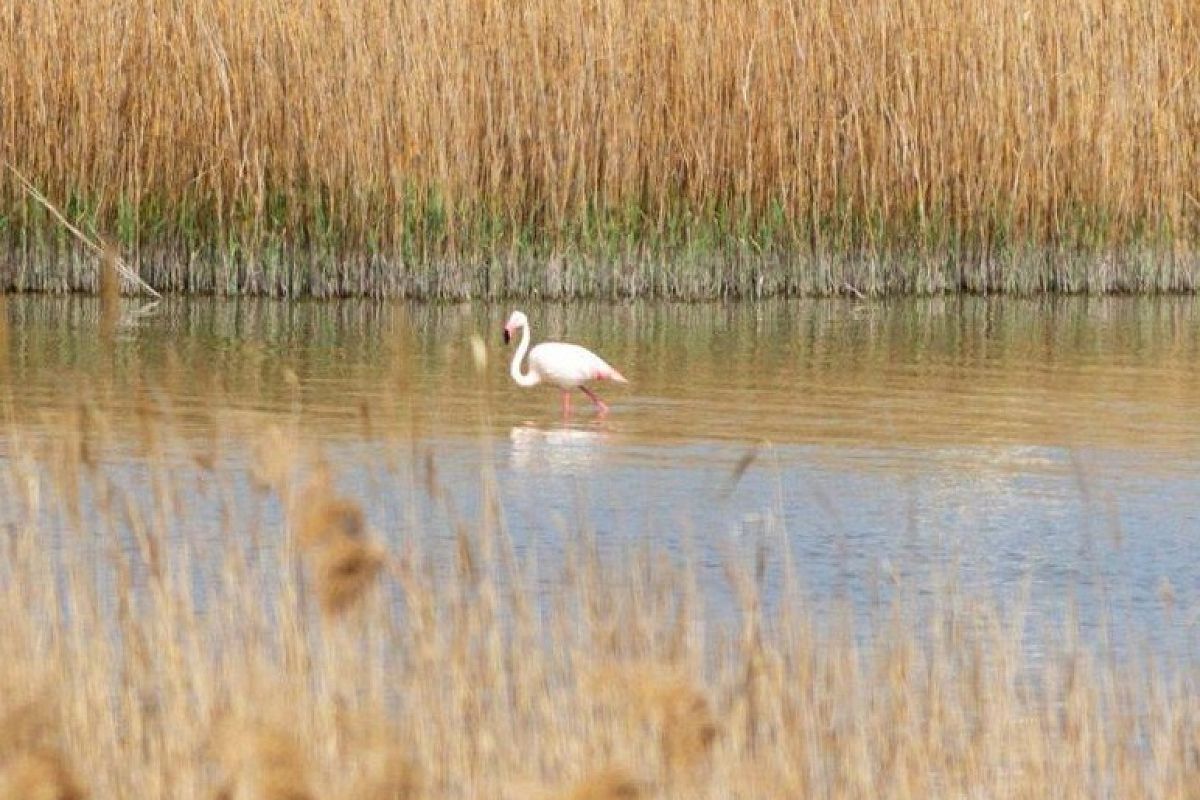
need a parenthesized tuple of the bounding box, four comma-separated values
(2, 295, 1198, 655)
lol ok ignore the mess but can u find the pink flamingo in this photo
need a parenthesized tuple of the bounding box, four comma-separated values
(502, 310, 627, 415)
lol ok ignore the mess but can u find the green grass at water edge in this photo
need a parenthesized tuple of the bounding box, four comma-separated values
(0, 192, 1195, 299)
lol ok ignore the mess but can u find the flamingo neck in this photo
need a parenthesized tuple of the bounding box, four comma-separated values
(509, 323, 540, 387)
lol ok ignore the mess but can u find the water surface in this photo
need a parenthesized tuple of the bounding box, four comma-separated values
(2, 296, 1198, 655)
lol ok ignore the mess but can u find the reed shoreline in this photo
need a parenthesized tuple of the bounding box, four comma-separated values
(3, 240, 1198, 300)
(4, 0, 1199, 299)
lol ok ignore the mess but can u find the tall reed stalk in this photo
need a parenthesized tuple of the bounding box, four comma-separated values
(2, 0, 1199, 297)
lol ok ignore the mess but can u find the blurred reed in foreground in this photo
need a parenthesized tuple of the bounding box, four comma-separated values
(2, 0, 1199, 297)
(0, 404, 1196, 799)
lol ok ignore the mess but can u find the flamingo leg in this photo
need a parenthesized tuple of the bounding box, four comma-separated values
(580, 385, 609, 415)
(561, 391, 572, 417)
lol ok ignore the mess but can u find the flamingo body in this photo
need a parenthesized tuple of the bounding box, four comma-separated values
(503, 310, 626, 415)
(527, 342, 626, 390)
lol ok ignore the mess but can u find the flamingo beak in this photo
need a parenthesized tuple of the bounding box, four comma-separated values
(502, 326, 511, 345)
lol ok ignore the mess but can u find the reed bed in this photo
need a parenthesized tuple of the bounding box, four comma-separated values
(2, 0, 1200, 297)
(0, 395, 1197, 799)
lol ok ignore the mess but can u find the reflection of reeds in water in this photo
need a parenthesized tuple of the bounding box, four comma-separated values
(98, 241, 121, 341)
(0, 293, 8, 377)
(0, 405, 1198, 798)
(99, 241, 121, 309)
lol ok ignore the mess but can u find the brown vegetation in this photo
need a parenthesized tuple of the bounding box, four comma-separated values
(2, 0, 1199, 296)
(209, 718, 317, 800)
(0, 749, 86, 800)
(560, 768, 645, 800)
(0, 401, 1197, 798)
(0, 689, 86, 800)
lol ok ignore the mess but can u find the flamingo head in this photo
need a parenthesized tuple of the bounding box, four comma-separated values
(502, 310, 528, 345)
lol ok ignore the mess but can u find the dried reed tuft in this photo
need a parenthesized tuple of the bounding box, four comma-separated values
(656, 683, 718, 772)
(289, 464, 385, 615)
(342, 745, 422, 800)
(210, 718, 317, 800)
(0, 749, 86, 800)
(560, 768, 644, 800)
(312, 534, 386, 616)
(0, 690, 81, 800)
(295, 492, 366, 551)
(0, 698, 56, 760)
(587, 664, 718, 772)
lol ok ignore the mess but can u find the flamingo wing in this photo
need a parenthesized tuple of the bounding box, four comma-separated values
(528, 342, 625, 389)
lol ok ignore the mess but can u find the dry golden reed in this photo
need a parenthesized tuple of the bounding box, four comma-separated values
(324, 711, 422, 800)
(210, 719, 317, 800)
(290, 464, 385, 615)
(586, 664, 718, 773)
(1, 403, 1199, 798)
(294, 492, 365, 551)
(656, 686, 718, 773)
(341, 745, 421, 800)
(2, 0, 1199, 295)
(0, 749, 86, 800)
(560, 768, 644, 800)
(0, 700, 55, 761)
(311, 534, 385, 616)
(0, 690, 84, 800)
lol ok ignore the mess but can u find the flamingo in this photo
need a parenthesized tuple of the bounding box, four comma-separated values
(502, 310, 627, 415)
